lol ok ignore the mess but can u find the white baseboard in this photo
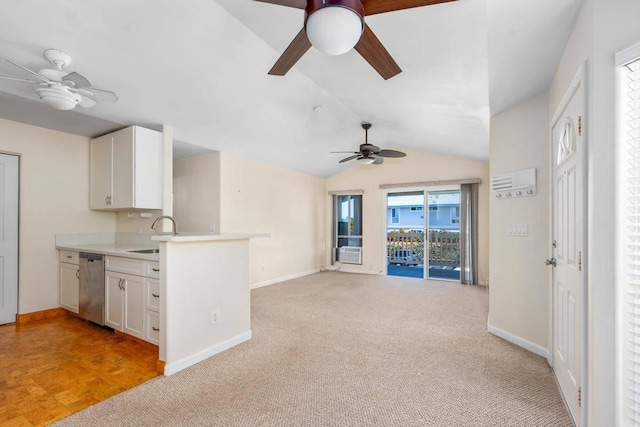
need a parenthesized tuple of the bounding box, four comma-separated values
(251, 269, 319, 289)
(487, 323, 549, 359)
(164, 330, 252, 376)
(337, 268, 383, 275)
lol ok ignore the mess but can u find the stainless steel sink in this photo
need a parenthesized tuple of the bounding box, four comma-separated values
(127, 249, 160, 254)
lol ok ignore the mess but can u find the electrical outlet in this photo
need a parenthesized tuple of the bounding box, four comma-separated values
(210, 309, 220, 325)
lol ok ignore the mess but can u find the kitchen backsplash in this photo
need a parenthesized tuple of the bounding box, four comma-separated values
(116, 210, 163, 234)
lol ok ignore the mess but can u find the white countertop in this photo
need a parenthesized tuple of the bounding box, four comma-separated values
(55, 232, 269, 259)
(152, 232, 270, 242)
(55, 243, 160, 261)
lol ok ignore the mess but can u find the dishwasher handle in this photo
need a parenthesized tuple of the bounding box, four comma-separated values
(79, 252, 104, 262)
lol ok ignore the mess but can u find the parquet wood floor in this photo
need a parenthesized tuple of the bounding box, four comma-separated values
(0, 313, 159, 426)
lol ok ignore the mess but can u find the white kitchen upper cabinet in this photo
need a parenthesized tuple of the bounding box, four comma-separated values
(111, 127, 135, 208)
(90, 125, 163, 211)
(89, 134, 112, 209)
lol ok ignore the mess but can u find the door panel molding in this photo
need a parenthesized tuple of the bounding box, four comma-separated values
(549, 62, 588, 426)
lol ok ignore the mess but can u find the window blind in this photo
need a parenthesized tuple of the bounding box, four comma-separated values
(622, 56, 640, 425)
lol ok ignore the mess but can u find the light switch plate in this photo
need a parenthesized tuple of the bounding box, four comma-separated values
(508, 224, 529, 237)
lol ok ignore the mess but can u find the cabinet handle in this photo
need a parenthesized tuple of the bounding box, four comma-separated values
(76, 270, 80, 279)
(118, 278, 125, 290)
(152, 327, 160, 332)
(152, 293, 160, 298)
(66, 255, 72, 259)
(152, 268, 160, 272)
(121, 278, 125, 290)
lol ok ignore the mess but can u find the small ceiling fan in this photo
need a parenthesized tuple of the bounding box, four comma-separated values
(256, 0, 458, 80)
(0, 49, 118, 111)
(333, 122, 406, 165)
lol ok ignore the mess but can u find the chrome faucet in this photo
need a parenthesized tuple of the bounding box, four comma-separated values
(151, 215, 178, 236)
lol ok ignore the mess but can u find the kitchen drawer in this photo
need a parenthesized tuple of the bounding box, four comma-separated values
(59, 250, 79, 265)
(105, 256, 145, 276)
(145, 278, 160, 311)
(144, 309, 160, 345)
(145, 261, 160, 279)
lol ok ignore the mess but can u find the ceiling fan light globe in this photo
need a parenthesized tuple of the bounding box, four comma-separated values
(357, 157, 375, 165)
(35, 86, 80, 110)
(306, 6, 363, 55)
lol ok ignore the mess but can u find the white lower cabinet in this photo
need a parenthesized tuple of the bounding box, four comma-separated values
(60, 261, 80, 313)
(105, 271, 144, 339)
(105, 256, 159, 345)
(145, 308, 160, 345)
(59, 250, 80, 313)
(143, 277, 161, 344)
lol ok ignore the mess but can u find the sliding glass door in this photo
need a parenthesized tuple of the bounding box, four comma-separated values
(386, 188, 461, 281)
(386, 191, 425, 278)
(426, 190, 461, 280)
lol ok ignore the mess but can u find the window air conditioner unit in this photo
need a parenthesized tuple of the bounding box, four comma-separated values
(337, 246, 362, 264)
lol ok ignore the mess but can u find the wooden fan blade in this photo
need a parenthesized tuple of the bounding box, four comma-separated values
(378, 149, 406, 158)
(63, 71, 92, 88)
(269, 28, 312, 76)
(362, 0, 457, 16)
(339, 154, 360, 163)
(354, 24, 402, 80)
(255, 0, 306, 9)
(372, 155, 384, 164)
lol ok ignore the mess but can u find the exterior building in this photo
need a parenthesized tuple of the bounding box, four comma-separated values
(387, 193, 460, 231)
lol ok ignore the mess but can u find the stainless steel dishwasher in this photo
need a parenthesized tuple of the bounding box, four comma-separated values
(79, 252, 105, 325)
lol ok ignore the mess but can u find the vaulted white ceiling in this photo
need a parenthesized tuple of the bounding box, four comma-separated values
(0, 0, 582, 177)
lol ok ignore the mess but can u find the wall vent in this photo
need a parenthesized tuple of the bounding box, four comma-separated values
(337, 246, 362, 264)
(491, 168, 537, 199)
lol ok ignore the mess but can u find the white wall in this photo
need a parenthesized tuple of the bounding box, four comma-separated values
(0, 118, 116, 314)
(580, 0, 640, 423)
(218, 152, 325, 286)
(326, 148, 490, 282)
(173, 152, 220, 233)
(115, 210, 163, 234)
(488, 93, 550, 353)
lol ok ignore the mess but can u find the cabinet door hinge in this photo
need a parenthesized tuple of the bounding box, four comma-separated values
(578, 387, 582, 407)
(578, 251, 582, 271)
(578, 116, 582, 136)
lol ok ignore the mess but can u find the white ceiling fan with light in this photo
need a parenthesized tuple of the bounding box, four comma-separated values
(0, 48, 118, 111)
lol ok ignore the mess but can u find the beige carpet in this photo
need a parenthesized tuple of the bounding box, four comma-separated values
(53, 272, 572, 426)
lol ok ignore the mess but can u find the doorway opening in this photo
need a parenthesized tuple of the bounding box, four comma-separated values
(0, 153, 19, 325)
(386, 189, 461, 280)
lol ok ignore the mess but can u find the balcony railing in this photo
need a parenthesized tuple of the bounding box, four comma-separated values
(387, 230, 460, 267)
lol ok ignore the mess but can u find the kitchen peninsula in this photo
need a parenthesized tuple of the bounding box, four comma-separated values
(56, 232, 268, 376)
(153, 232, 268, 375)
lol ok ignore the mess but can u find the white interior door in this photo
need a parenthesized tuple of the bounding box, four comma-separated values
(0, 154, 19, 325)
(551, 70, 586, 425)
